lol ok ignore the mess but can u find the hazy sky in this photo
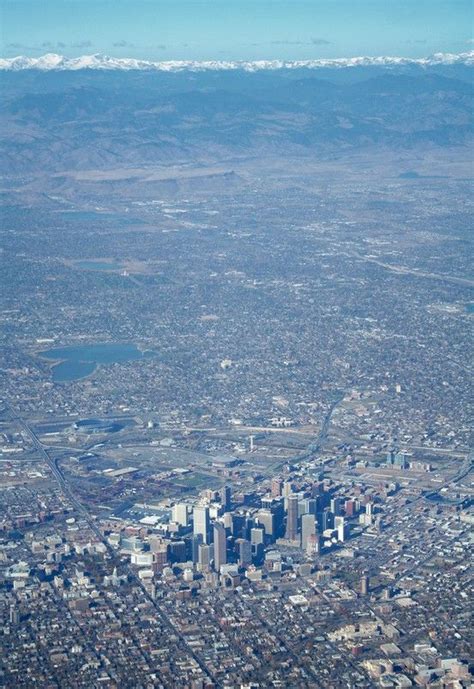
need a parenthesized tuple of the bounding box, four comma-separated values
(1, 0, 472, 61)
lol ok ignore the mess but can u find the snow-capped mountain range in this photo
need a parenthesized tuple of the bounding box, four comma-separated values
(1, 51, 473, 72)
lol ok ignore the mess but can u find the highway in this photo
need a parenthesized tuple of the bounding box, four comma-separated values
(347, 250, 474, 288)
(292, 394, 345, 464)
(3, 402, 221, 688)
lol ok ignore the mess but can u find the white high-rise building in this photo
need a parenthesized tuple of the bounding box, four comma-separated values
(172, 503, 189, 526)
(198, 543, 213, 571)
(301, 513, 316, 550)
(335, 516, 347, 542)
(193, 506, 210, 544)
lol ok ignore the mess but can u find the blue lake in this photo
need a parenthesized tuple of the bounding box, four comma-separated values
(40, 343, 155, 382)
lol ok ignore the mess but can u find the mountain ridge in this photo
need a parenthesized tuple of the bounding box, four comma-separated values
(1, 62, 471, 176)
(1, 51, 474, 72)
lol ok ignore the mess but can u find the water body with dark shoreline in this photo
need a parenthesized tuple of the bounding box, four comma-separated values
(39, 343, 155, 382)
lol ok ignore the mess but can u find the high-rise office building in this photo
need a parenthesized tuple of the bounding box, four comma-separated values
(301, 513, 316, 550)
(298, 500, 307, 519)
(375, 515, 383, 533)
(223, 511, 233, 530)
(231, 513, 246, 538)
(330, 497, 342, 516)
(285, 495, 299, 541)
(237, 538, 252, 568)
(298, 498, 317, 518)
(172, 503, 189, 526)
(256, 509, 275, 541)
(191, 534, 203, 563)
(344, 499, 355, 517)
(242, 516, 254, 541)
(360, 575, 369, 595)
(335, 516, 347, 542)
(261, 495, 275, 509)
(198, 543, 213, 571)
(250, 527, 264, 546)
(153, 547, 168, 573)
(168, 540, 186, 562)
(306, 533, 321, 556)
(271, 478, 283, 497)
(193, 506, 210, 544)
(220, 485, 231, 511)
(272, 500, 285, 538)
(213, 522, 227, 572)
(319, 508, 332, 531)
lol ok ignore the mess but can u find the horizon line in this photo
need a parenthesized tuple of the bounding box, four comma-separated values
(1, 50, 473, 72)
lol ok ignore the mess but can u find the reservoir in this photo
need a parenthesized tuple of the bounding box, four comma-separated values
(40, 343, 155, 382)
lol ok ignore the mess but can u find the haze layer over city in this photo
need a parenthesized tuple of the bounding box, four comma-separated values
(0, 1, 473, 687)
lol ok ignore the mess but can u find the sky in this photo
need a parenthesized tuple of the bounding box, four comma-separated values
(1, 0, 473, 62)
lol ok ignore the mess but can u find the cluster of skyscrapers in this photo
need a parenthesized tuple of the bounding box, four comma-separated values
(164, 479, 373, 575)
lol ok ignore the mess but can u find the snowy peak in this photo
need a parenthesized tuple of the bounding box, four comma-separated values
(0, 51, 473, 72)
